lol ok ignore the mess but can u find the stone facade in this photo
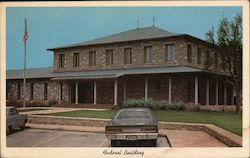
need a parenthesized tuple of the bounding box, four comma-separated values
(53, 37, 227, 74)
(7, 27, 236, 107)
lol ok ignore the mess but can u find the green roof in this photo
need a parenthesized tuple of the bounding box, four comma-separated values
(48, 26, 184, 50)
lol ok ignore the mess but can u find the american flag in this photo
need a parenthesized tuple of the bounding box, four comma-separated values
(23, 19, 28, 42)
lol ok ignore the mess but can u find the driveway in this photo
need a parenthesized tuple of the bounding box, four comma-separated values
(7, 128, 170, 147)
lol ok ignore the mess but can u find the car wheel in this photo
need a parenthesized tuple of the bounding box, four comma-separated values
(150, 139, 157, 147)
(111, 140, 118, 147)
(6, 126, 11, 135)
(20, 123, 25, 130)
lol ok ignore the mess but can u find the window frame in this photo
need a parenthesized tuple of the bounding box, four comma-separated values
(144, 46, 152, 64)
(89, 51, 96, 66)
(124, 48, 132, 65)
(73, 52, 80, 67)
(197, 47, 201, 64)
(106, 49, 114, 65)
(187, 44, 192, 63)
(165, 44, 175, 61)
(59, 54, 65, 68)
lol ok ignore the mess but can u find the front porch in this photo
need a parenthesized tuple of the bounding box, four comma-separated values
(55, 72, 235, 107)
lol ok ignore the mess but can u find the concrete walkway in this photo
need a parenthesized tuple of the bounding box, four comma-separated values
(26, 123, 227, 147)
(19, 107, 107, 115)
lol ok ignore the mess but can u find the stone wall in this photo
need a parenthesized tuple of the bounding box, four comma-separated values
(52, 37, 225, 73)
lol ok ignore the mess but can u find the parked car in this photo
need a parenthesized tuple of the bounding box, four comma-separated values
(105, 108, 158, 147)
(6, 106, 28, 135)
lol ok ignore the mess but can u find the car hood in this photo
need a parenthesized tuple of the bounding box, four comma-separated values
(109, 118, 157, 126)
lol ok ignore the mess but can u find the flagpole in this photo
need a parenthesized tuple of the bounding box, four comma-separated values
(23, 19, 27, 108)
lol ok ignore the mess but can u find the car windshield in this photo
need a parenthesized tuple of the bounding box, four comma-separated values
(116, 111, 151, 119)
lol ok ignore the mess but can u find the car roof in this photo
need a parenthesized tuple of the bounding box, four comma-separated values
(6, 106, 15, 109)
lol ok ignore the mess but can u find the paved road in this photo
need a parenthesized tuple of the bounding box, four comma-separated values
(7, 128, 170, 147)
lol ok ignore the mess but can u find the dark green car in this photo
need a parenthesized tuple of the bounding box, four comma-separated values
(105, 108, 158, 147)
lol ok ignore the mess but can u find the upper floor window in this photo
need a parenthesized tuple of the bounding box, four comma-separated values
(89, 51, 96, 66)
(124, 48, 132, 64)
(214, 53, 218, 69)
(73, 53, 80, 67)
(221, 54, 225, 69)
(106, 49, 113, 65)
(165, 44, 175, 61)
(59, 54, 65, 68)
(187, 44, 192, 63)
(144, 46, 152, 63)
(197, 47, 201, 64)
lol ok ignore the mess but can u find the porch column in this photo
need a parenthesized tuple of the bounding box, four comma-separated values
(123, 80, 126, 102)
(114, 79, 118, 106)
(231, 89, 235, 105)
(224, 84, 227, 105)
(94, 81, 97, 105)
(75, 81, 78, 104)
(195, 75, 198, 104)
(58, 82, 61, 104)
(145, 77, 148, 101)
(168, 77, 172, 103)
(206, 78, 209, 105)
(216, 79, 219, 105)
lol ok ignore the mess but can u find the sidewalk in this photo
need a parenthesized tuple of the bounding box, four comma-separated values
(19, 107, 107, 115)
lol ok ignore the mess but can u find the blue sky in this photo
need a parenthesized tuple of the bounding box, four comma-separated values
(6, 7, 241, 70)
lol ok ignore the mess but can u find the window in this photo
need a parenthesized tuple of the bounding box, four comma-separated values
(214, 53, 218, 69)
(44, 83, 48, 100)
(73, 53, 80, 67)
(30, 83, 34, 100)
(197, 47, 201, 64)
(204, 50, 210, 66)
(124, 48, 132, 64)
(144, 46, 152, 63)
(221, 54, 225, 68)
(17, 83, 21, 100)
(89, 51, 96, 66)
(106, 49, 113, 65)
(59, 54, 65, 68)
(165, 44, 175, 61)
(187, 44, 192, 62)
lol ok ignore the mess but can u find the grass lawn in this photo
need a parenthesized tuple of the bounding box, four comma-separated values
(48, 110, 242, 136)
(18, 108, 49, 112)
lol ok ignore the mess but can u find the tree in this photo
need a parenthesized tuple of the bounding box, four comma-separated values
(205, 13, 242, 114)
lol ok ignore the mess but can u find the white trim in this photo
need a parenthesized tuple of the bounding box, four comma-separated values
(145, 77, 148, 101)
(168, 77, 172, 103)
(216, 80, 219, 105)
(75, 81, 78, 104)
(206, 78, 209, 105)
(114, 79, 118, 105)
(94, 81, 97, 105)
(224, 84, 227, 105)
(195, 76, 198, 104)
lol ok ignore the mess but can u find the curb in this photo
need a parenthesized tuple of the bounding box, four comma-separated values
(27, 115, 242, 147)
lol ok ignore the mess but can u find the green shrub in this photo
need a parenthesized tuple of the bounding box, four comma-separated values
(122, 99, 185, 111)
(185, 102, 201, 111)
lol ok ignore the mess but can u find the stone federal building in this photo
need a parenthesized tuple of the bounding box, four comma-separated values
(6, 26, 235, 107)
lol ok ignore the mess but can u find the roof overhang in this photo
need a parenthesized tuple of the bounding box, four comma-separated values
(51, 66, 203, 80)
